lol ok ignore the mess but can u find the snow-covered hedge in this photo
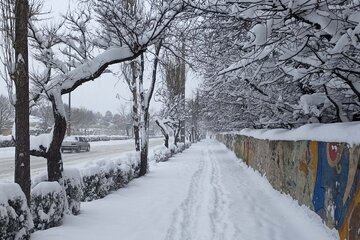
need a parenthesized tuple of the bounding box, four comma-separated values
(77, 135, 130, 142)
(81, 165, 110, 201)
(0, 135, 14, 148)
(62, 168, 83, 215)
(80, 152, 140, 201)
(30, 182, 66, 230)
(12, 142, 192, 237)
(32, 168, 83, 216)
(79, 143, 191, 201)
(0, 183, 33, 240)
(150, 145, 172, 162)
(149, 143, 190, 162)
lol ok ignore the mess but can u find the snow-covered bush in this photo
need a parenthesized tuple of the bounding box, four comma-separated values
(32, 170, 83, 215)
(104, 160, 131, 191)
(0, 135, 14, 148)
(124, 152, 141, 179)
(149, 145, 172, 162)
(177, 143, 185, 152)
(30, 182, 66, 230)
(113, 163, 132, 188)
(80, 153, 141, 201)
(0, 183, 33, 240)
(81, 165, 109, 201)
(62, 168, 83, 215)
(169, 144, 177, 154)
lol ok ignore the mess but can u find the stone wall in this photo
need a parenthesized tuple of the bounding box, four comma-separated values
(217, 133, 360, 240)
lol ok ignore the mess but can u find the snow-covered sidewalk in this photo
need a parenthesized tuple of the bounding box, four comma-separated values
(31, 140, 339, 240)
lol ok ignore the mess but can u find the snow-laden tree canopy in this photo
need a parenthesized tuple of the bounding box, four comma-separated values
(187, 0, 360, 130)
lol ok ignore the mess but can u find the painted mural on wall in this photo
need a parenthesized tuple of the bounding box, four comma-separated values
(216, 134, 360, 240)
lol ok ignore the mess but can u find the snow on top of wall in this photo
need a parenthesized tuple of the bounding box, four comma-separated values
(236, 122, 360, 145)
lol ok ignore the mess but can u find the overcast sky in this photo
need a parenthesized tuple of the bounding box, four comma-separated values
(0, 0, 201, 115)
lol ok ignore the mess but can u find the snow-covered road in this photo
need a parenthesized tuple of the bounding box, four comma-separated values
(0, 138, 163, 181)
(31, 140, 339, 240)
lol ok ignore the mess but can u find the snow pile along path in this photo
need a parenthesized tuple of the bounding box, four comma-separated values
(31, 140, 339, 240)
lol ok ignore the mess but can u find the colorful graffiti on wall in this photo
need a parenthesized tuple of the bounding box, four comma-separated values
(217, 134, 360, 240)
(312, 142, 360, 240)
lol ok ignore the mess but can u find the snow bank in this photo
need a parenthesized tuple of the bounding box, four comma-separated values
(31, 181, 66, 230)
(238, 122, 360, 145)
(0, 183, 34, 240)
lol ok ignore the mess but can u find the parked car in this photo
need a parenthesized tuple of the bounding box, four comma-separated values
(61, 136, 90, 153)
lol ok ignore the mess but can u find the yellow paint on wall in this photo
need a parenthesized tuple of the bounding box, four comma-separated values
(299, 160, 309, 174)
(309, 141, 318, 180)
(343, 147, 360, 205)
(339, 187, 360, 240)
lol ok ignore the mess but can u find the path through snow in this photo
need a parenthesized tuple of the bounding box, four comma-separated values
(32, 140, 339, 240)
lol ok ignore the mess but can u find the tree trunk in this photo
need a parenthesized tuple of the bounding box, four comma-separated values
(174, 120, 181, 147)
(139, 109, 150, 176)
(138, 53, 148, 177)
(130, 61, 140, 151)
(133, 118, 140, 151)
(139, 134, 148, 176)
(139, 41, 162, 175)
(180, 119, 185, 143)
(155, 120, 169, 148)
(46, 96, 66, 182)
(14, 0, 30, 204)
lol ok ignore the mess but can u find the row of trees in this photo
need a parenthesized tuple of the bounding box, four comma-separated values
(0, 94, 135, 136)
(31, 101, 134, 136)
(0, 0, 193, 202)
(185, 0, 360, 131)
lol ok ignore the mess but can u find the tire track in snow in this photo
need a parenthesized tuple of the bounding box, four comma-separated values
(165, 146, 235, 240)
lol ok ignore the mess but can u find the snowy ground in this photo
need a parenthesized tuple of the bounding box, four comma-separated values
(31, 140, 338, 240)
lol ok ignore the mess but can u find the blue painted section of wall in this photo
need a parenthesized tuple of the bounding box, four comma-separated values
(313, 142, 349, 228)
(312, 142, 324, 215)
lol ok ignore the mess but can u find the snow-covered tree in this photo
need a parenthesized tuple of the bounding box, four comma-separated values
(0, 0, 32, 202)
(187, 0, 360, 130)
(157, 71, 185, 145)
(94, 0, 187, 176)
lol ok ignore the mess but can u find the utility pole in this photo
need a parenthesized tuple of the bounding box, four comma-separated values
(67, 47, 72, 136)
(180, 38, 186, 144)
(67, 92, 71, 136)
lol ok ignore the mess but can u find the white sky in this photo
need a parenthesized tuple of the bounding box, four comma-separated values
(0, 0, 201, 115)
